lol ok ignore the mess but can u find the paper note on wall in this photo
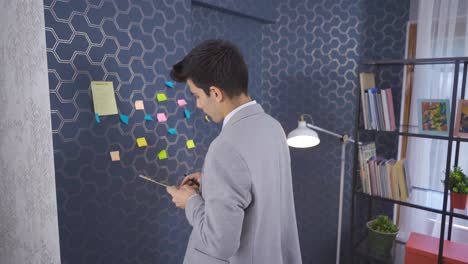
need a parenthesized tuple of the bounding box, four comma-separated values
(157, 113, 167, 122)
(135, 100, 144, 110)
(110, 151, 120, 161)
(168, 128, 177, 135)
(157, 93, 167, 102)
(158, 150, 168, 160)
(165, 81, 175, 89)
(137, 137, 148, 147)
(184, 109, 191, 119)
(186, 139, 195, 149)
(91, 81, 118, 116)
(177, 99, 187, 106)
(144, 114, 154, 121)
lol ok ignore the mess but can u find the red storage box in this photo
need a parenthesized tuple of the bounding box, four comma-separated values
(405, 232, 468, 264)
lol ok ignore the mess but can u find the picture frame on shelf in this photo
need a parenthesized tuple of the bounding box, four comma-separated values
(417, 99, 451, 136)
(454, 99, 468, 138)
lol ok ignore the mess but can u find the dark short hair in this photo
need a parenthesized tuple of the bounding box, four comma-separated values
(170, 39, 248, 98)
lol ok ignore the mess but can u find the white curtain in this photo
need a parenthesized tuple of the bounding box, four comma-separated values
(400, 0, 468, 245)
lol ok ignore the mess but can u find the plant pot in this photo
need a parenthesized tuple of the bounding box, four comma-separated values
(366, 220, 398, 257)
(450, 192, 468, 209)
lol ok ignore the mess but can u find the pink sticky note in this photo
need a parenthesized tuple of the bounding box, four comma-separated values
(157, 113, 167, 122)
(135, 100, 144, 110)
(177, 99, 187, 106)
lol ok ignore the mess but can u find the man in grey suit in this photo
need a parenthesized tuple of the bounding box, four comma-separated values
(166, 39, 302, 264)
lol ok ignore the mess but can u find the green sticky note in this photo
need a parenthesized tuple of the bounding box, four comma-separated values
(91, 81, 118, 116)
(158, 150, 167, 160)
(156, 93, 167, 102)
(186, 139, 195, 149)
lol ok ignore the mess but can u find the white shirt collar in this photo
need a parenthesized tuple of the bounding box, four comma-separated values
(222, 100, 257, 128)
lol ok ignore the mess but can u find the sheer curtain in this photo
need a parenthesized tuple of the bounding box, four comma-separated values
(399, 0, 468, 244)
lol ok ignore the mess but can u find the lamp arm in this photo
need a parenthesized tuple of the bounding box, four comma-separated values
(305, 123, 360, 144)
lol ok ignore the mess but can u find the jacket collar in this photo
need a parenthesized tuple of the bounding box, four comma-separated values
(222, 104, 264, 130)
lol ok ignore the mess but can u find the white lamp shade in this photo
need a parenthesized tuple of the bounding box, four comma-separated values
(287, 121, 320, 148)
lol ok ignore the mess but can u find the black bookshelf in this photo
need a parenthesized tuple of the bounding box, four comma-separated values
(351, 57, 468, 264)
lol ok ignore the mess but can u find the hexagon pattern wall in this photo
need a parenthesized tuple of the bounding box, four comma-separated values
(45, 0, 195, 263)
(190, 3, 264, 170)
(260, 0, 409, 263)
(44, 0, 409, 263)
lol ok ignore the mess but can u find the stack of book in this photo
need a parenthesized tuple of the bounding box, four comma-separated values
(360, 73, 397, 131)
(358, 142, 412, 201)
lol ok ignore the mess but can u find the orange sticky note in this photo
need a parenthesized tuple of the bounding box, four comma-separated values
(186, 139, 195, 149)
(137, 137, 148, 147)
(110, 151, 120, 161)
(135, 100, 144, 110)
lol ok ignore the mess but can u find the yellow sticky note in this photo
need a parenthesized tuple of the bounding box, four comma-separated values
(135, 100, 144, 110)
(91, 81, 118, 116)
(158, 150, 167, 160)
(186, 139, 195, 149)
(110, 151, 120, 161)
(156, 93, 167, 102)
(137, 137, 148, 147)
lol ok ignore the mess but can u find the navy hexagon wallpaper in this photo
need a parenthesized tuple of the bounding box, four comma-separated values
(260, 0, 409, 263)
(192, 0, 278, 23)
(45, 0, 194, 263)
(44, 0, 409, 263)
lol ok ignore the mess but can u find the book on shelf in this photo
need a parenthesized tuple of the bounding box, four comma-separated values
(358, 142, 376, 194)
(358, 143, 412, 200)
(359, 73, 376, 129)
(359, 72, 396, 131)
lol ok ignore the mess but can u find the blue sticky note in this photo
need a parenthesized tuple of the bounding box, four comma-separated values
(144, 114, 154, 121)
(165, 81, 175, 89)
(119, 114, 129, 125)
(184, 109, 191, 119)
(95, 113, 101, 123)
(168, 128, 177, 135)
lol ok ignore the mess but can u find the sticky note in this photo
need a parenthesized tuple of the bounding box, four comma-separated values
(91, 81, 118, 116)
(177, 99, 187, 106)
(205, 115, 210, 122)
(119, 114, 129, 125)
(165, 81, 175, 89)
(135, 100, 144, 110)
(186, 139, 195, 149)
(156, 93, 167, 102)
(158, 150, 167, 160)
(168, 128, 177, 135)
(144, 114, 154, 121)
(157, 113, 167, 122)
(137, 137, 147, 147)
(110, 151, 120, 161)
(95, 113, 101, 123)
(184, 109, 191, 119)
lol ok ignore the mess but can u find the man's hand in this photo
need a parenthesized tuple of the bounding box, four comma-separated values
(167, 185, 198, 209)
(180, 172, 202, 187)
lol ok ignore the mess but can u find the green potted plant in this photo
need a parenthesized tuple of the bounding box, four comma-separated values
(448, 166, 468, 209)
(367, 215, 398, 257)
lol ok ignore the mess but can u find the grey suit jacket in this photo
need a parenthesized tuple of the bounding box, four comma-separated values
(183, 104, 302, 264)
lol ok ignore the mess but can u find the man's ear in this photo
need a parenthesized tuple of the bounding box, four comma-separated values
(209, 86, 224, 102)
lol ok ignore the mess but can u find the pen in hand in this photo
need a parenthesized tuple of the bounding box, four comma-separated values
(183, 173, 200, 187)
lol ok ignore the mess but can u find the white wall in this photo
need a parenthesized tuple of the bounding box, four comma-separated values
(0, 1, 61, 263)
